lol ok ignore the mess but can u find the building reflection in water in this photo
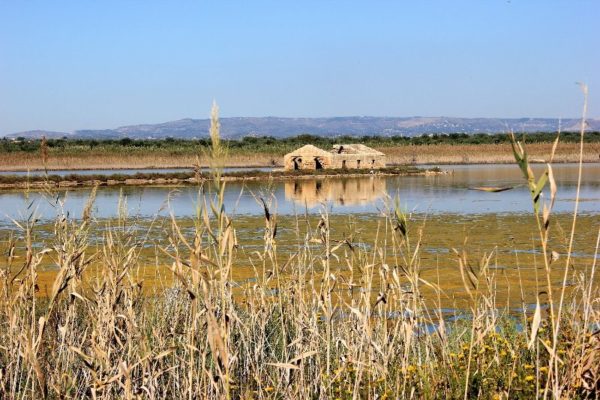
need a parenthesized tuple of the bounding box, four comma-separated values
(284, 177, 386, 207)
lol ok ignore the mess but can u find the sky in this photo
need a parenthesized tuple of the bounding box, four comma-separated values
(0, 1, 598, 134)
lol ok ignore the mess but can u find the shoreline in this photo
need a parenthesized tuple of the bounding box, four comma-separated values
(0, 167, 448, 190)
(0, 159, 599, 173)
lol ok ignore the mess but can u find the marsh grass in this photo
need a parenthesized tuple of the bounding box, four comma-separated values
(0, 101, 599, 399)
(1, 142, 598, 172)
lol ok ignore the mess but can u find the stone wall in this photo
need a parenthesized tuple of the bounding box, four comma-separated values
(284, 146, 386, 170)
(328, 153, 386, 169)
(284, 153, 333, 170)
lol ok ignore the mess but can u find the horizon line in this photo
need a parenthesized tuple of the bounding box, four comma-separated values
(4, 115, 594, 136)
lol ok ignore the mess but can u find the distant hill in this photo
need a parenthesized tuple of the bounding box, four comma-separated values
(6, 117, 599, 140)
(7, 130, 71, 139)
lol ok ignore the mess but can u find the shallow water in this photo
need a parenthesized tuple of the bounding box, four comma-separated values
(3, 163, 598, 309)
(17, 212, 600, 308)
(0, 163, 598, 223)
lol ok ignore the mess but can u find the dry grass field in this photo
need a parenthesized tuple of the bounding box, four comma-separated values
(379, 142, 600, 165)
(0, 151, 270, 171)
(0, 142, 598, 171)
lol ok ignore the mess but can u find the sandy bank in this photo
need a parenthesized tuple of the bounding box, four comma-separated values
(0, 168, 448, 190)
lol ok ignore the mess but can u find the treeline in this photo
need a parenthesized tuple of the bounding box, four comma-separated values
(2, 131, 599, 154)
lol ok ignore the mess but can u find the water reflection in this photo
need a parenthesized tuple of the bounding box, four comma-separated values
(285, 177, 386, 207)
(0, 163, 597, 223)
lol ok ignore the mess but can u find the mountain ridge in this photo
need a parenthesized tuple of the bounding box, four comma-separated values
(6, 116, 599, 140)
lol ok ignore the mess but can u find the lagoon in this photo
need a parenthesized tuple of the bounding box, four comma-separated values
(0, 163, 598, 224)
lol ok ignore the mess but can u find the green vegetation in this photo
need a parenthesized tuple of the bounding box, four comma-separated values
(3, 131, 600, 156)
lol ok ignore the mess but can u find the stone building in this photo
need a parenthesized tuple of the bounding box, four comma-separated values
(283, 144, 334, 170)
(283, 144, 386, 171)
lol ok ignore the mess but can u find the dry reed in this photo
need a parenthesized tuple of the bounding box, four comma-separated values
(1, 142, 598, 172)
(0, 101, 598, 399)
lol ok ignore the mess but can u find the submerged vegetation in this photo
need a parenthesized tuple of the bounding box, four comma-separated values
(0, 101, 599, 399)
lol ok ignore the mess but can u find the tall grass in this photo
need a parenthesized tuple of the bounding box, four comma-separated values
(0, 101, 599, 399)
(1, 142, 599, 171)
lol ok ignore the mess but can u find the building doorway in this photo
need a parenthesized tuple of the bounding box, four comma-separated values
(293, 158, 302, 170)
(357, 159, 361, 168)
(314, 157, 323, 169)
(342, 160, 347, 169)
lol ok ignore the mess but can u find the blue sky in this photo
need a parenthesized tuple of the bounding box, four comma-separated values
(0, 1, 598, 134)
